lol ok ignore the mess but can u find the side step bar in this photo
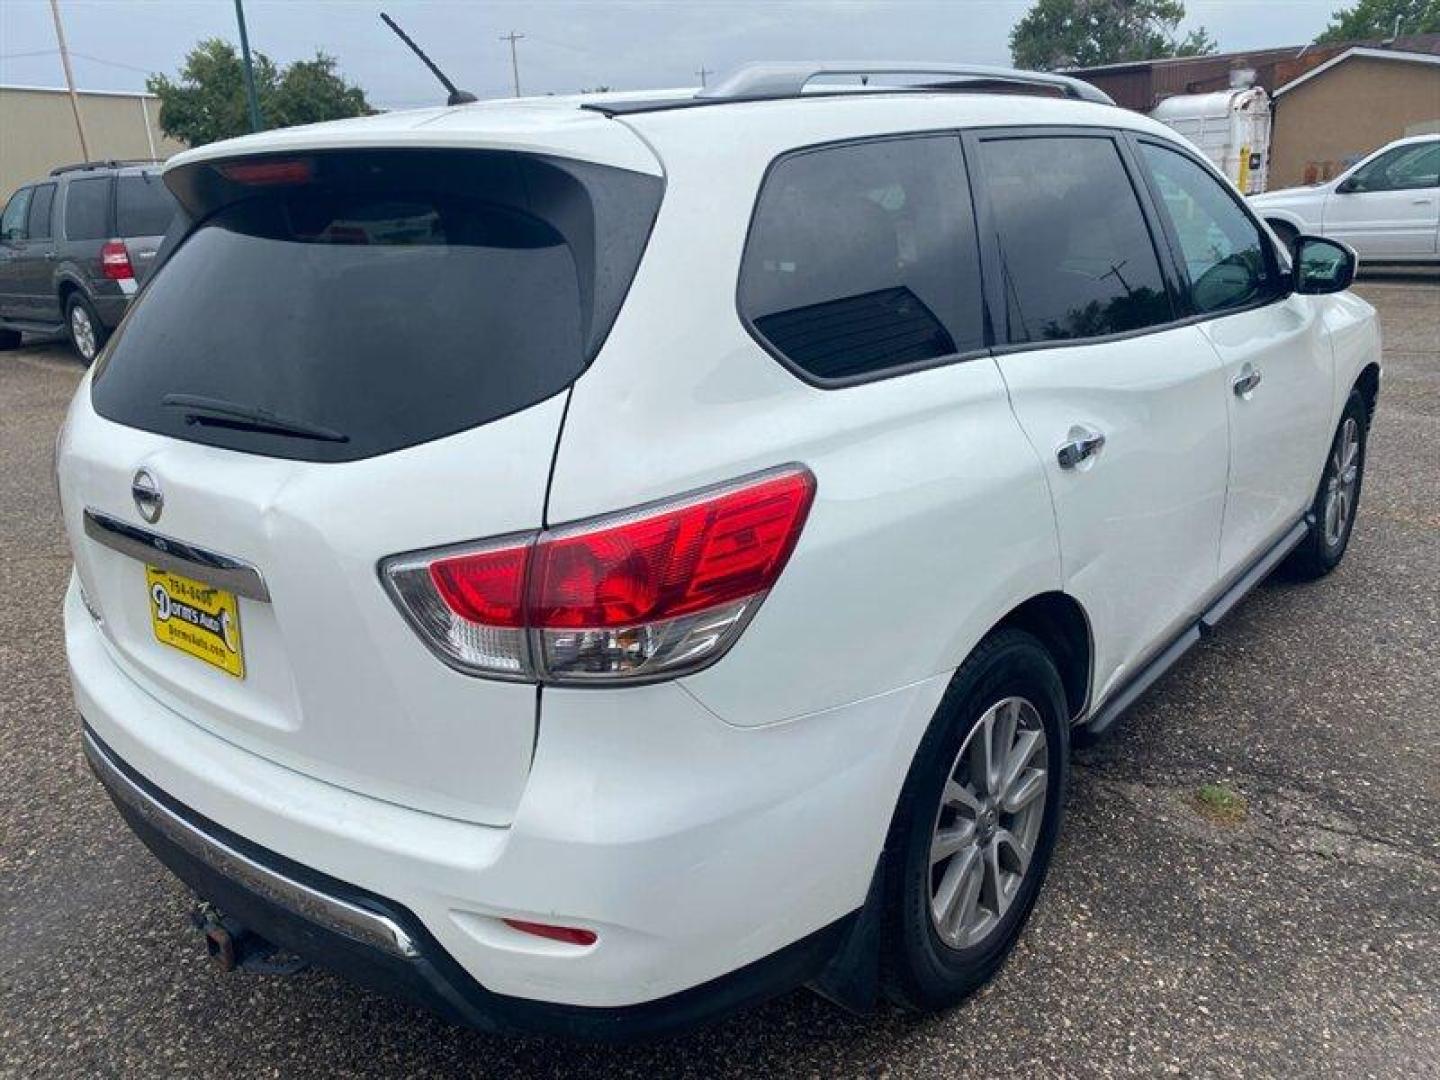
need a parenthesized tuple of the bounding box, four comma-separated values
(1084, 516, 1310, 738)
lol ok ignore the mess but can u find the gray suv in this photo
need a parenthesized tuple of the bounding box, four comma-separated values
(0, 161, 176, 363)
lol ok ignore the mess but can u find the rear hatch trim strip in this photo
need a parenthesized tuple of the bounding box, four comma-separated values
(83, 508, 272, 602)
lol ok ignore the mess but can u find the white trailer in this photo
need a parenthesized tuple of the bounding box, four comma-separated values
(1150, 84, 1272, 194)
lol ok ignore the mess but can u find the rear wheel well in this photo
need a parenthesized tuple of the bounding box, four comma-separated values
(57, 279, 81, 310)
(1355, 363, 1380, 428)
(993, 593, 1091, 722)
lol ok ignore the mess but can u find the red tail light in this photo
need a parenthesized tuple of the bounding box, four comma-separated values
(381, 466, 815, 684)
(100, 240, 133, 281)
(217, 158, 314, 186)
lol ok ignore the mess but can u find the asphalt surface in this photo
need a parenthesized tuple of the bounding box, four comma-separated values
(2, 273, 1437, 1078)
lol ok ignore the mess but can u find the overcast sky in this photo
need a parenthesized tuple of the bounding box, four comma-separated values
(1, 0, 1338, 109)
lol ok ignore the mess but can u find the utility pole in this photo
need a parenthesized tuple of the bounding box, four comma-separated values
(233, 0, 264, 132)
(696, 64, 713, 87)
(48, 0, 89, 159)
(499, 31, 524, 97)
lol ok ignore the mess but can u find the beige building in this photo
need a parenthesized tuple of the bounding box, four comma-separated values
(1, 84, 186, 201)
(1270, 49, 1440, 188)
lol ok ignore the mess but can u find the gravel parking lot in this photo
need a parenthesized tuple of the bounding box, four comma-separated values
(2, 274, 1436, 1078)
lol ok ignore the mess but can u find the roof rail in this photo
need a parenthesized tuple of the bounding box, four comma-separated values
(695, 61, 1115, 106)
(49, 158, 162, 177)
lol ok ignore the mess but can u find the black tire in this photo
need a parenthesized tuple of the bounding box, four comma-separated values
(0, 327, 21, 350)
(1267, 219, 1299, 256)
(64, 292, 107, 365)
(1284, 389, 1369, 580)
(880, 628, 1070, 1012)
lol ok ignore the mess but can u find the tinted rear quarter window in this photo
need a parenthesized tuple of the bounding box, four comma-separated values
(739, 135, 984, 383)
(91, 150, 662, 463)
(65, 177, 111, 241)
(27, 184, 56, 240)
(975, 136, 1172, 343)
(116, 174, 176, 236)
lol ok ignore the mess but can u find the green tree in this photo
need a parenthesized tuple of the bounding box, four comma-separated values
(1010, 0, 1217, 71)
(147, 38, 370, 146)
(1315, 0, 1440, 42)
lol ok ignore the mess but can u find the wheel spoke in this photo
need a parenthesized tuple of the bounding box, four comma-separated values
(989, 703, 1017, 794)
(931, 842, 980, 933)
(984, 840, 1011, 919)
(931, 822, 976, 866)
(996, 828, 1032, 878)
(968, 712, 995, 796)
(943, 778, 981, 813)
(1002, 767, 1046, 814)
(1000, 729, 1042, 800)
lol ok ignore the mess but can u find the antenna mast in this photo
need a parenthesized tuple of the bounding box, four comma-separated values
(380, 11, 477, 105)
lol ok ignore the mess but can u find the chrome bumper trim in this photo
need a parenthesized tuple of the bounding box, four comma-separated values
(82, 509, 271, 602)
(82, 728, 419, 959)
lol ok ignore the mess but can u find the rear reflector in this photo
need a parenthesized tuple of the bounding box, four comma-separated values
(217, 158, 314, 186)
(100, 240, 133, 281)
(502, 919, 598, 947)
(380, 466, 815, 684)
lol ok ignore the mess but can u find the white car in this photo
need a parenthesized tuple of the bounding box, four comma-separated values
(57, 62, 1381, 1038)
(1252, 133, 1440, 262)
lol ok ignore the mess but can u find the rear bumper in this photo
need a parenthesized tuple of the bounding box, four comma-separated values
(66, 572, 948, 1028)
(91, 291, 129, 328)
(82, 724, 846, 1039)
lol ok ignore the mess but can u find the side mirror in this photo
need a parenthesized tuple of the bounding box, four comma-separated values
(1293, 235, 1357, 295)
(1335, 177, 1358, 194)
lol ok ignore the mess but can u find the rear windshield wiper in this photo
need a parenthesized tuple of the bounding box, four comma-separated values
(162, 393, 349, 443)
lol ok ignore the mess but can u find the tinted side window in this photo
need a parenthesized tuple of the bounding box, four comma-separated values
(1347, 142, 1440, 192)
(2, 188, 32, 241)
(1139, 142, 1280, 315)
(116, 174, 176, 236)
(64, 177, 111, 240)
(739, 136, 984, 383)
(976, 136, 1172, 343)
(28, 184, 56, 240)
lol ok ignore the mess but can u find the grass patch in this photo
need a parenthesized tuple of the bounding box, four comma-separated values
(1195, 783, 1247, 825)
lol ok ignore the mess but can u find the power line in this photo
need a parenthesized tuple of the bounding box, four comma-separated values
(498, 31, 524, 97)
(69, 51, 154, 75)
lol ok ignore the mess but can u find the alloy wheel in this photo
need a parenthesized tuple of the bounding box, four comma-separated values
(928, 696, 1049, 950)
(70, 304, 97, 362)
(1323, 416, 1360, 547)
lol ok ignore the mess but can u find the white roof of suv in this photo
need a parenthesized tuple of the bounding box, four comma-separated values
(166, 61, 1188, 179)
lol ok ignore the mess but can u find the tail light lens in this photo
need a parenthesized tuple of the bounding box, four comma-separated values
(100, 240, 133, 281)
(381, 466, 815, 684)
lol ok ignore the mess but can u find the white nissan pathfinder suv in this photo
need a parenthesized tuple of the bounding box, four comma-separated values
(57, 63, 1381, 1039)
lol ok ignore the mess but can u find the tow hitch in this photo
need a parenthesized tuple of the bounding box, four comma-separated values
(190, 902, 308, 976)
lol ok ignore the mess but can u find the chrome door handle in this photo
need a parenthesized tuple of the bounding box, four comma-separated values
(1056, 427, 1106, 469)
(1233, 367, 1263, 397)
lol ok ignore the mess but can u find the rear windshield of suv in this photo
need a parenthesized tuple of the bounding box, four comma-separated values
(91, 150, 662, 462)
(116, 174, 176, 236)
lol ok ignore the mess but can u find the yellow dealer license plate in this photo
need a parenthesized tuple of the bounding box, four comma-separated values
(146, 566, 245, 678)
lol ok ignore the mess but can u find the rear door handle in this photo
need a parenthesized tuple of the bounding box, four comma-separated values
(1233, 366, 1263, 398)
(1056, 426, 1106, 469)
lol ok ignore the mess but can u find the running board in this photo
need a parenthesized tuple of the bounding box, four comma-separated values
(0, 317, 65, 335)
(1199, 517, 1309, 630)
(1084, 516, 1311, 738)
